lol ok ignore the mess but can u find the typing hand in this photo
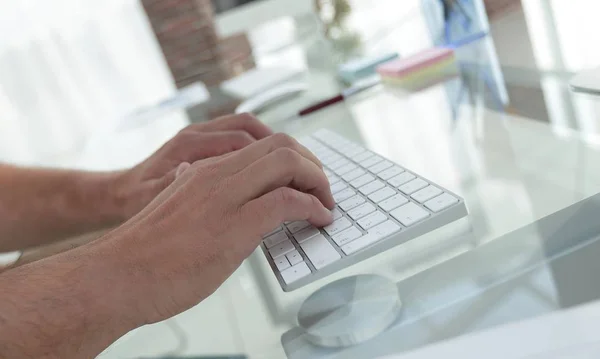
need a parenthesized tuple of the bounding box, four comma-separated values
(107, 133, 335, 324)
(114, 113, 273, 219)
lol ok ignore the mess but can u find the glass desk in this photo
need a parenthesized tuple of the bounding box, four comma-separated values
(64, 1, 600, 358)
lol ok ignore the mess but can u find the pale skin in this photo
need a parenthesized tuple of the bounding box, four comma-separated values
(0, 114, 335, 358)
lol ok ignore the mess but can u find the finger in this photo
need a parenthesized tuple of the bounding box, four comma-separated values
(240, 187, 334, 237)
(230, 147, 335, 209)
(188, 113, 273, 139)
(172, 130, 255, 163)
(176, 162, 191, 177)
(222, 133, 322, 174)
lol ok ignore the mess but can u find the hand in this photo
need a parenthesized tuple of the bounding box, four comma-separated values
(104, 133, 335, 325)
(114, 113, 273, 219)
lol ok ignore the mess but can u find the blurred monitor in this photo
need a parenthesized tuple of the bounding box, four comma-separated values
(213, 0, 313, 36)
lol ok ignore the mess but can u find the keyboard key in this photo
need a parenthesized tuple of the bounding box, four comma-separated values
(358, 180, 385, 195)
(339, 195, 366, 212)
(369, 160, 393, 174)
(264, 231, 289, 249)
(327, 174, 341, 185)
(425, 193, 459, 212)
(331, 208, 343, 220)
(360, 155, 384, 168)
(300, 234, 341, 269)
(379, 194, 409, 212)
(334, 163, 358, 176)
(322, 154, 343, 166)
(378, 166, 405, 180)
(348, 203, 376, 220)
(342, 169, 366, 182)
(369, 220, 401, 239)
(332, 226, 363, 246)
(334, 188, 356, 203)
(341, 234, 380, 255)
(287, 220, 311, 234)
(412, 186, 443, 203)
(391, 203, 430, 227)
(351, 174, 375, 188)
(330, 181, 348, 194)
(346, 147, 366, 157)
(269, 239, 296, 259)
(357, 211, 388, 230)
(324, 217, 352, 236)
(354, 151, 374, 163)
(281, 262, 311, 284)
(294, 226, 321, 243)
(274, 256, 291, 271)
(389, 172, 416, 187)
(368, 187, 396, 203)
(330, 158, 351, 170)
(286, 250, 303, 266)
(399, 178, 428, 195)
(263, 226, 283, 238)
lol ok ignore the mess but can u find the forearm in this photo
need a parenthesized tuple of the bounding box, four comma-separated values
(0, 237, 139, 358)
(0, 164, 129, 251)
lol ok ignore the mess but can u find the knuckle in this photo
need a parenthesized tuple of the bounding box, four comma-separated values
(273, 147, 302, 167)
(276, 187, 299, 207)
(271, 132, 298, 149)
(238, 112, 258, 122)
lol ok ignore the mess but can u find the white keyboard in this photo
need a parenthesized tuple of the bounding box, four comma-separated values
(261, 129, 468, 292)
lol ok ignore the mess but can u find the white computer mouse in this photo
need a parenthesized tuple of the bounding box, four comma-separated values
(235, 82, 308, 114)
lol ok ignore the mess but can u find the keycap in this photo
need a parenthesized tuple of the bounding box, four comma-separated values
(269, 239, 296, 259)
(378, 166, 405, 180)
(354, 151, 374, 163)
(412, 186, 443, 203)
(331, 208, 343, 220)
(330, 158, 351, 170)
(263, 226, 283, 239)
(379, 194, 409, 212)
(300, 235, 341, 269)
(348, 203, 376, 221)
(360, 156, 384, 168)
(342, 169, 366, 182)
(369, 220, 401, 239)
(330, 181, 348, 194)
(425, 193, 459, 212)
(332, 226, 363, 246)
(357, 211, 388, 230)
(389, 172, 416, 187)
(322, 154, 343, 166)
(368, 187, 396, 203)
(351, 174, 376, 188)
(391, 203, 430, 227)
(286, 250, 303, 266)
(341, 234, 380, 255)
(287, 220, 311, 234)
(327, 174, 341, 185)
(369, 160, 393, 174)
(281, 262, 311, 284)
(294, 226, 321, 243)
(334, 188, 356, 203)
(359, 180, 385, 195)
(339, 195, 366, 212)
(399, 178, 428, 195)
(335, 163, 358, 176)
(346, 147, 365, 157)
(264, 231, 289, 249)
(324, 217, 352, 236)
(274, 256, 291, 271)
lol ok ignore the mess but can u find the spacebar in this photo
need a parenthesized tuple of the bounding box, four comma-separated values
(300, 234, 341, 270)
